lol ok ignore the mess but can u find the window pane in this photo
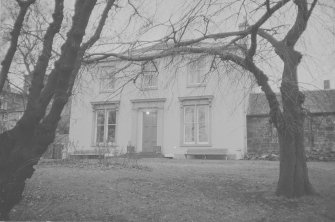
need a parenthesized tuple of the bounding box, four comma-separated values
(96, 125, 104, 143)
(185, 123, 195, 143)
(189, 72, 197, 84)
(108, 110, 116, 124)
(100, 78, 106, 90)
(184, 106, 195, 123)
(143, 73, 158, 88)
(149, 74, 157, 86)
(100, 76, 115, 91)
(198, 122, 208, 143)
(96, 110, 104, 125)
(198, 105, 208, 143)
(197, 106, 207, 123)
(188, 59, 205, 84)
(107, 125, 116, 143)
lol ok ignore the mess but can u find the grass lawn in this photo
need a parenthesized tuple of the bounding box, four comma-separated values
(11, 159, 335, 222)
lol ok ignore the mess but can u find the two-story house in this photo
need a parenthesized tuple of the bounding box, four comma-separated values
(69, 46, 251, 159)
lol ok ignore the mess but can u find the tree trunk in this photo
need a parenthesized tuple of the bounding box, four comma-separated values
(0, 127, 44, 220)
(275, 53, 315, 198)
(0, 1, 97, 219)
(276, 117, 315, 197)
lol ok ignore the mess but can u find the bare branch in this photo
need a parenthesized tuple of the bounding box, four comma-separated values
(220, 52, 283, 128)
(307, 0, 318, 19)
(246, 29, 257, 60)
(174, 30, 247, 47)
(67, 0, 116, 96)
(257, 28, 281, 49)
(283, 0, 311, 47)
(252, 0, 290, 29)
(85, 44, 234, 63)
(0, 0, 35, 93)
(20, 29, 61, 56)
(26, 0, 64, 102)
(81, 0, 115, 51)
(265, 0, 270, 12)
(38, 0, 98, 129)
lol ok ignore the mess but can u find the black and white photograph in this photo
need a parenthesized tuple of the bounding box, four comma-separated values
(0, 0, 334, 221)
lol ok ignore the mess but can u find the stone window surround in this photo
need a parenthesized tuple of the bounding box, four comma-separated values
(178, 95, 213, 147)
(91, 101, 120, 147)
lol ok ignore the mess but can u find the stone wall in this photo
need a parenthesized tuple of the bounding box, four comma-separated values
(247, 114, 335, 160)
(247, 116, 279, 155)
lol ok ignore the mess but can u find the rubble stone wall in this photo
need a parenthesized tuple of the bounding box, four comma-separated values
(247, 114, 335, 161)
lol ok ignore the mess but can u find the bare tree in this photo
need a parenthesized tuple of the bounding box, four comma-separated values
(87, 0, 329, 198)
(0, 0, 116, 219)
(0, 0, 36, 92)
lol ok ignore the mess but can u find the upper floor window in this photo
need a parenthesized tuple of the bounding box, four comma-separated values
(141, 62, 158, 89)
(99, 72, 116, 93)
(187, 58, 207, 86)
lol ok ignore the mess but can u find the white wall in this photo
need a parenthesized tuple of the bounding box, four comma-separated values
(69, 56, 250, 159)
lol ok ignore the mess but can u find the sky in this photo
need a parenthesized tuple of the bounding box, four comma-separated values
(99, 0, 335, 92)
(0, 0, 334, 92)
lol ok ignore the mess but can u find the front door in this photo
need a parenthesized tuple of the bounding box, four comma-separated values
(142, 111, 157, 152)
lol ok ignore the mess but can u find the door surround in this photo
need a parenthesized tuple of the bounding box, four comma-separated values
(130, 98, 166, 153)
(142, 110, 158, 152)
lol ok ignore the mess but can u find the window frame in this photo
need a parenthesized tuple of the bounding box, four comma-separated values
(99, 71, 116, 93)
(141, 71, 158, 90)
(187, 58, 207, 87)
(183, 104, 210, 145)
(91, 102, 119, 147)
(179, 96, 213, 147)
(140, 61, 158, 90)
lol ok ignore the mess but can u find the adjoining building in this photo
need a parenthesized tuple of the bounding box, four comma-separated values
(247, 87, 335, 160)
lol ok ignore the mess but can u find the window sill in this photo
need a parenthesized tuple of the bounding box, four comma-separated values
(186, 84, 206, 88)
(99, 90, 115, 94)
(91, 144, 119, 148)
(180, 143, 212, 147)
(140, 87, 158, 91)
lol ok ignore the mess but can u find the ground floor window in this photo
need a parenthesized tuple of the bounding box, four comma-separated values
(184, 105, 209, 144)
(179, 96, 213, 146)
(92, 102, 119, 146)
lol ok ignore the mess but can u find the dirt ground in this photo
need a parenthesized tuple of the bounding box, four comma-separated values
(10, 159, 335, 222)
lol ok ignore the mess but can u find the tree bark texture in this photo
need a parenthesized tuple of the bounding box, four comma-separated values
(0, 1, 97, 220)
(261, 0, 317, 198)
(275, 53, 315, 198)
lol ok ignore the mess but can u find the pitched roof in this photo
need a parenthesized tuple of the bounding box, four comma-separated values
(247, 89, 335, 116)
